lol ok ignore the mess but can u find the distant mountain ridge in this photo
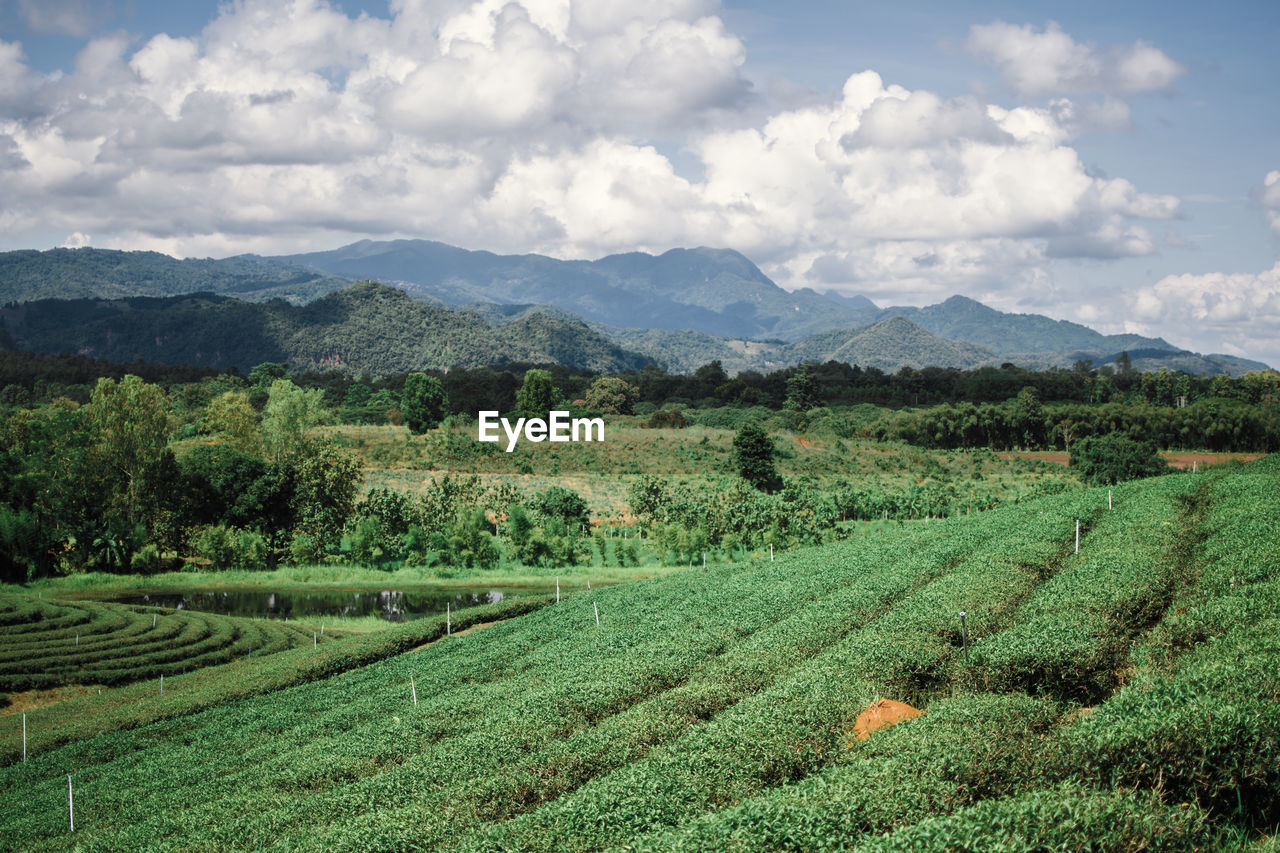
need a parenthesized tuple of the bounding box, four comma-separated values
(0, 242, 1269, 376)
(271, 240, 875, 339)
(0, 247, 351, 305)
(0, 282, 650, 375)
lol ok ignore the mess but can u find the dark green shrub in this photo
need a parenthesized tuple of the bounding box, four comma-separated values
(1070, 433, 1169, 484)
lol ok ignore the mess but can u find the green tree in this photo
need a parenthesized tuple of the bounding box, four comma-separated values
(531, 485, 590, 533)
(261, 379, 325, 462)
(733, 422, 782, 492)
(87, 375, 170, 522)
(627, 474, 670, 521)
(205, 390, 260, 453)
(1012, 386, 1043, 449)
(785, 366, 820, 412)
(1070, 433, 1169, 485)
(401, 372, 449, 433)
(516, 369, 557, 416)
(290, 443, 360, 556)
(583, 376, 639, 414)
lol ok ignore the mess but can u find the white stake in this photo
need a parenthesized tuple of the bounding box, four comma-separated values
(1108, 490, 1112, 511)
(1193, 460, 1197, 473)
(75, 634, 78, 647)
(587, 579, 591, 590)
(68, 775, 74, 832)
(594, 602, 600, 627)
(556, 577, 560, 603)
(321, 623, 325, 635)
(313, 632, 317, 649)
(410, 674, 417, 707)
(770, 543, 774, 562)
(1075, 520, 1080, 554)
(152, 614, 156, 628)
(446, 602, 451, 635)
(160, 674, 164, 696)
(702, 552, 706, 568)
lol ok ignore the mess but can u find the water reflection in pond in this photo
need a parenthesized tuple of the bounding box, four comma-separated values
(107, 588, 508, 622)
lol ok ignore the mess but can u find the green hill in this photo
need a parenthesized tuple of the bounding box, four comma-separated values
(785, 315, 996, 370)
(0, 281, 651, 374)
(0, 247, 352, 305)
(2, 457, 1277, 849)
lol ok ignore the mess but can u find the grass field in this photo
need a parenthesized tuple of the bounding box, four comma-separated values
(1, 455, 1276, 850)
(323, 420, 1078, 518)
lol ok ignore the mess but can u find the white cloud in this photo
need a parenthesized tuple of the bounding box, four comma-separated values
(1128, 263, 1280, 365)
(1254, 170, 1280, 238)
(966, 21, 1185, 97)
(0, 0, 1187, 329)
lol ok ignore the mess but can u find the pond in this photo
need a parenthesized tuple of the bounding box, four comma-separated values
(105, 588, 516, 622)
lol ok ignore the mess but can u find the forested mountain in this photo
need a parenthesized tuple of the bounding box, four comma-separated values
(272, 240, 875, 339)
(873, 295, 1168, 357)
(0, 247, 352, 305)
(1, 243, 1268, 375)
(785, 316, 995, 370)
(0, 282, 650, 374)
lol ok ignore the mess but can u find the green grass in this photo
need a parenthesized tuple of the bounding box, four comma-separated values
(0, 456, 1276, 850)
(322, 420, 1078, 518)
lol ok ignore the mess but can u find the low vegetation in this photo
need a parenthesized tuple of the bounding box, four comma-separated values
(1, 456, 1275, 850)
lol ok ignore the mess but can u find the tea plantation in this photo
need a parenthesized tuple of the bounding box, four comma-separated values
(1, 456, 1277, 850)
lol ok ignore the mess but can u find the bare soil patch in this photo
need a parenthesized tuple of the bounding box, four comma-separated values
(1, 685, 105, 716)
(850, 698, 924, 743)
(998, 451, 1262, 469)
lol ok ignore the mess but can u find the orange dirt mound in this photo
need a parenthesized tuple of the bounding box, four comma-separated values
(852, 698, 924, 741)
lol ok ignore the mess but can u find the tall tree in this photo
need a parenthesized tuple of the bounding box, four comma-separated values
(87, 375, 170, 522)
(516, 369, 557, 416)
(401, 372, 449, 433)
(261, 379, 325, 461)
(733, 422, 782, 492)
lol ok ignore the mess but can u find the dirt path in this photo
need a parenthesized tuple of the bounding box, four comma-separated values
(998, 451, 1262, 469)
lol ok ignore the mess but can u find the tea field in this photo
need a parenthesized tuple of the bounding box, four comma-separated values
(1, 456, 1277, 850)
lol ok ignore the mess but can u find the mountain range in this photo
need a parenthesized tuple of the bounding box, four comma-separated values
(0, 243, 1269, 376)
(0, 282, 650, 375)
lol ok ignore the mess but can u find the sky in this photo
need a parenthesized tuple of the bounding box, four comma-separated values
(1, 0, 1278, 365)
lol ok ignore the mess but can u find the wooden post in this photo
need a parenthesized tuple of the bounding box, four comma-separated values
(594, 602, 599, 627)
(410, 674, 417, 707)
(1075, 520, 1080, 554)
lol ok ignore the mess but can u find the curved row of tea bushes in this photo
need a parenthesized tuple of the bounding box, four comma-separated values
(0, 597, 318, 691)
(0, 593, 551, 764)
